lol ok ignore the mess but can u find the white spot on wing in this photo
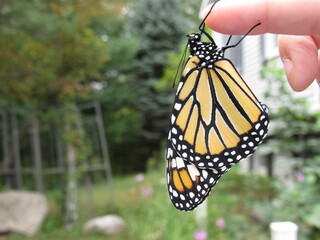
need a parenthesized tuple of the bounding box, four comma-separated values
(177, 82, 183, 93)
(166, 148, 173, 158)
(180, 194, 186, 201)
(173, 190, 178, 197)
(187, 164, 200, 181)
(174, 103, 182, 111)
(172, 159, 177, 168)
(176, 157, 185, 169)
(172, 128, 178, 135)
(171, 115, 176, 124)
(202, 170, 208, 179)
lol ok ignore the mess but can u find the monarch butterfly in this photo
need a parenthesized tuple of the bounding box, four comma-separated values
(166, 0, 269, 211)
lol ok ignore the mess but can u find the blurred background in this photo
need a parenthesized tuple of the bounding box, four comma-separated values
(0, 0, 320, 239)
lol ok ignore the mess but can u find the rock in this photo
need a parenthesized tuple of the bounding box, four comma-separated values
(83, 215, 127, 235)
(0, 191, 48, 236)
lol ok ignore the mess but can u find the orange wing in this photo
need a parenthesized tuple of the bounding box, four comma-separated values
(166, 139, 221, 211)
(167, 56, 268, 172)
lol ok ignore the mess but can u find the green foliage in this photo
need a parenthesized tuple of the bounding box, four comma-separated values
(6, 166, 276, 240)
(252, 60, 320, 239)
(157, 43, 188, 91)
(253, 157, 320, 239)
(93, 0, 192, 173)
(0, 0, 108, 106)
(122, 0, 186, 168)
(262, 60, 310, 115)
(93, 81, 147, 173)
(105, 37, 140, 74)
(128, 0, 185, 78)
(260, 61, 320, 157)
(0, 0, 203, 174)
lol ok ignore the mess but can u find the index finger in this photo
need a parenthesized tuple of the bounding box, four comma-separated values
(204, 0, 320, 35)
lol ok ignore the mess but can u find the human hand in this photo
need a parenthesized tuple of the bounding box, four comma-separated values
(203, 0, 320, 91)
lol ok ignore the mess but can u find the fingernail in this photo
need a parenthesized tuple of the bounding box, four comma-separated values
(282, 58, 293, 80)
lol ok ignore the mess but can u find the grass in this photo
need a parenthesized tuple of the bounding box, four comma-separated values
(3, 165, 276, 240)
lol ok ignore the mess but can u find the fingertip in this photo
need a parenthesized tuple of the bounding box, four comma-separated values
(203, 1, 236, 34)
(282, 58, 316, 92)
(280, 56, 303, 91)
(279, 35, 319, 92)
(203, 0, 266, 35)
(201, 3, 213, 20)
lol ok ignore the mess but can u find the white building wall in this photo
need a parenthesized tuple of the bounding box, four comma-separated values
(242, 35, 266, 101)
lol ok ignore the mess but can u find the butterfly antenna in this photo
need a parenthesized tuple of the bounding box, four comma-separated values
(199, 0, 221, 44)
(225, 35, 232, 46)
(199, 0, 220, 33)
(172, 42, 188, 88)
(222, 22, 261, 51)
(172, 1, 221, 89)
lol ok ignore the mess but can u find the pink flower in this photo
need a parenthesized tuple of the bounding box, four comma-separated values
(141, 187, 153, 199)
(194, 230, 208, 240)
(215, 218, 226, 229)
(135, 173, 144, 182)
(295, 171, 304, 182)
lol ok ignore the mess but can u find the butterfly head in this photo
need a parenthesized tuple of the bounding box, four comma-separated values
(187, 33, 222, 63)
(187, 33, 202, 44)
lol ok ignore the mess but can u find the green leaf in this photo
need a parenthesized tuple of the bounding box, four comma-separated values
(304, 204, 320, 228)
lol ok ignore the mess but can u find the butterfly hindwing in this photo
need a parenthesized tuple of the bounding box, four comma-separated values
(166, 139, 221, 211)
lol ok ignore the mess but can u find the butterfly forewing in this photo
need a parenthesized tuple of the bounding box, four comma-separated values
(168, 57, 268, 173)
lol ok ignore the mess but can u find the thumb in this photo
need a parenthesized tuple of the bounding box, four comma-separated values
(278, 35, 320, 91)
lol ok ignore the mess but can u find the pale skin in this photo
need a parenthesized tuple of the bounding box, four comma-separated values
(203, 0, 320, 92)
